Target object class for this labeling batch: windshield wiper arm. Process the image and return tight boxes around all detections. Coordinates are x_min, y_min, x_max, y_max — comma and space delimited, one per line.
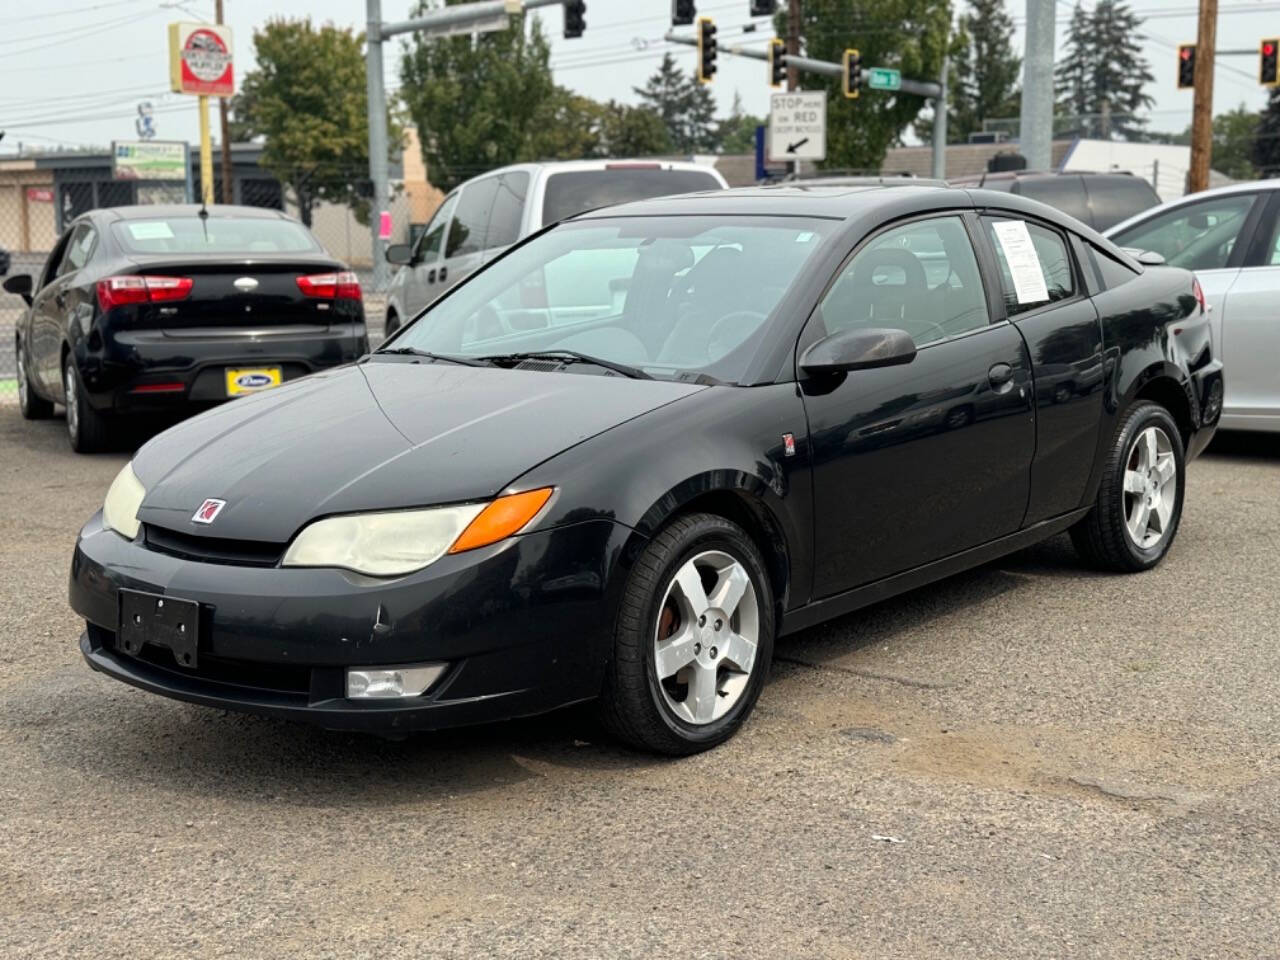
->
476, 349, 654, 380
376, 346, 487, 367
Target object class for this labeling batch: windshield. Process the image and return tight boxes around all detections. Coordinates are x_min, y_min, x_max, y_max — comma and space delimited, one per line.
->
110, 217, 320, 256
541, 169, 724, 225
386, 215, 836, 384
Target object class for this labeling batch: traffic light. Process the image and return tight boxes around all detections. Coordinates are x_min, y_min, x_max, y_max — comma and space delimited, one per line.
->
1177, 44, 1196, 89
842, 48, 861, 99
1262, 38, 1280, 87
696, 17, 717, 83
563, 0, 585, 38
671, 0, 695, 27
768, 37, 786, 88
749, 0, 777, 15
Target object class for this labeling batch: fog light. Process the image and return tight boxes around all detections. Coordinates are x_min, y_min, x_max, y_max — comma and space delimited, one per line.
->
346, 664, 446, 699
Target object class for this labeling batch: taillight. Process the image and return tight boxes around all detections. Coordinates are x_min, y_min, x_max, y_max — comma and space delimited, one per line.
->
1192, 276, 1207, 314
96, 275, 193, 312
296, 271, 361, 301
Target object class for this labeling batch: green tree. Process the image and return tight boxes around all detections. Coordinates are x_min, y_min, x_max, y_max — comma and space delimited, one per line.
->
717, 92, 765, 154
1184, 105, 1260, 180
634, 53, 719, 153
599, 102, 674, 156
399, 4, 554, 188
1054, 1, 1155, 139
525, 87, 673, 159
231, 18, 393, 225
952, 0, 1020, 142
777, 0, 951, 171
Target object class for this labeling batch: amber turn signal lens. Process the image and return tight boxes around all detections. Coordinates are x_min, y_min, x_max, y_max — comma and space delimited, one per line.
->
448, 487, 554, 554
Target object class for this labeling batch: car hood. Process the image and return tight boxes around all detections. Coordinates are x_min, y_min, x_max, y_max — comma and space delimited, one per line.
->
133, 360, 705, 542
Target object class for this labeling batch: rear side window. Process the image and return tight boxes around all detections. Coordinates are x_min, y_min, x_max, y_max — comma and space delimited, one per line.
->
1109, 194, 1255, 271
983, 217, 1076, 316
59, 224, 97, 275
447, 177, 500, 258
487, 172, 529, 249
416, 193, 457, 263
110, 217, 318, 255
1015, 177, 1091, 226
1083, 176, 1160, 232
541, 168, 723, 226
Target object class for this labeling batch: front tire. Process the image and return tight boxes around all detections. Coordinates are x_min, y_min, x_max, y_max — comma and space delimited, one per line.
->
64, 356, 111, 454
16, 342, 54, 420
1070, 401, 1185, 572
600, 513, 775, 755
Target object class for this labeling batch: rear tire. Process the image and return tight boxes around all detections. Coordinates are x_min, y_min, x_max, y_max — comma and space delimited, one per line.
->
64, 355, 112, 454
599, 513, 775, 755
16, 342, 54, 420
1070, 401, 1185, 572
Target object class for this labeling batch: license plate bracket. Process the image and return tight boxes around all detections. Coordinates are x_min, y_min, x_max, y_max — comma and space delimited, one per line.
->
118, 590, 200, 669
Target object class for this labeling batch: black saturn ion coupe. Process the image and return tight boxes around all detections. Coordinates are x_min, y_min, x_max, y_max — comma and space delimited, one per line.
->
4, 204, 368, 452
71, 186, 1224, 754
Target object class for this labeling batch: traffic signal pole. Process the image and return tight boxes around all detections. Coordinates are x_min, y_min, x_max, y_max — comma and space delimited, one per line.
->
364, 0, 566, 293
1188, 0, 1218, 194
1019, 0, 1055, 172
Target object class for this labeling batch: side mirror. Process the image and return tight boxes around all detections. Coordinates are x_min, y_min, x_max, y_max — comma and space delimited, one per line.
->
800, 327, 917, 375
2, 274, 33, 306
1135, 249, 1166, 267
385, 243, 414, 266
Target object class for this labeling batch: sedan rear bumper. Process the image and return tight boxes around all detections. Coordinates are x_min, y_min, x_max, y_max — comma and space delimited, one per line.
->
78, 323, 369, 413
71, 514, 634, 732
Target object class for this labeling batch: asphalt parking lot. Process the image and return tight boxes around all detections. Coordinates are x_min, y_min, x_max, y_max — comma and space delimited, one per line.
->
1, 408, 1278, 959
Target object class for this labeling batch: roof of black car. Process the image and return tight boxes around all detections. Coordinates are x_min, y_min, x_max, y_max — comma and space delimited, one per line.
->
99, 204, 293, 222
575, 184, 959, 220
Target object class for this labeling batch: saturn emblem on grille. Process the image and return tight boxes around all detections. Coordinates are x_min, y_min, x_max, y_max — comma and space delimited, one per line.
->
233, 277, 259, 292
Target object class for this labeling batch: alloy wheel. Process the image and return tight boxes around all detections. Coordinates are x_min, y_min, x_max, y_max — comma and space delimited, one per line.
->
16, 349, 28, 410
653, 550, 759, 725
64, 364, 79, 442
1123, 425, 1176, 549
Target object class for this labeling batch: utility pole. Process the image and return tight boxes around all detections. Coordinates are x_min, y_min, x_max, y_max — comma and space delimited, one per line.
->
785, 0, 800, 91
931, 51, 948, 180
1188, 0, 1218, 193
216, 0, 233, 203
365, 0, 390, 293
1019, 0, 1054, 171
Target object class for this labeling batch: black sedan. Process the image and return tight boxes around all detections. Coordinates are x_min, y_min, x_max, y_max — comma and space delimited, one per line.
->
4, 204, 368, 452
69, 185, 1223, 754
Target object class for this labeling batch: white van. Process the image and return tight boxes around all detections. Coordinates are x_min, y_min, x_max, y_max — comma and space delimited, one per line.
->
382, 159, 728, 335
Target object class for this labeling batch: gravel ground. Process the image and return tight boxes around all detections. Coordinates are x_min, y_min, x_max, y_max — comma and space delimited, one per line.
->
1, 412, 1277, 959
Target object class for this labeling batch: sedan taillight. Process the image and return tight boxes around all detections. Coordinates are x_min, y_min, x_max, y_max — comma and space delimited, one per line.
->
96, 275, 193, 312
296, 271, 361, 301
1192, 276, 1207, 314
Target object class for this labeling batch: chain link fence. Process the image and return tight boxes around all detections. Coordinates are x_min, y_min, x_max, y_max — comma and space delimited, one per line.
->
0, 177, 416, 406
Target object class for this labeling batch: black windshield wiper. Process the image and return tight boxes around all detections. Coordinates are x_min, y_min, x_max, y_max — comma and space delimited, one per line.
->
376, 346, 487, 367
475, 349, 654, 380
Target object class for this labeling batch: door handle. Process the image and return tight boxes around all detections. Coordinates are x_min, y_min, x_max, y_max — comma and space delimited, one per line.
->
427, 269, 436, 283
438, 266, 448, 282
988, 362, 1014, 390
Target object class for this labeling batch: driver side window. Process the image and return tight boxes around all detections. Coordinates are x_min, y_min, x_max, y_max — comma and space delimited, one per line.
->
817, 216, 990, 348
415, 193, 457, 264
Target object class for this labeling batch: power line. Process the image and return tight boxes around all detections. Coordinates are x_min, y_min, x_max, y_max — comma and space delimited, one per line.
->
0, 0, 151, 25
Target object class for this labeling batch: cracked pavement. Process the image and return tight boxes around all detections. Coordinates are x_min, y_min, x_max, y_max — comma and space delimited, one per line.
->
2, 413, 1278, 959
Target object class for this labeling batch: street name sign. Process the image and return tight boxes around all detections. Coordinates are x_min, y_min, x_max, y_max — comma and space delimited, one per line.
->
868, 67, 902, 91
768, 90, 827, 163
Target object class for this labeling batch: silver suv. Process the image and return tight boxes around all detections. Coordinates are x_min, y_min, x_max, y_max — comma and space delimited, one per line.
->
382, 159, 728, 335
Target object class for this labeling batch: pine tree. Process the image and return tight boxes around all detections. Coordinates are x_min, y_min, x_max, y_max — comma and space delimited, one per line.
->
633, 53, 719, 153
1054, 0, 1154, 139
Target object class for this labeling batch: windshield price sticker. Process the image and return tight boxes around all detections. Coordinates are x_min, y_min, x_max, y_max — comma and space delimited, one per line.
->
991, 219, 1050, 305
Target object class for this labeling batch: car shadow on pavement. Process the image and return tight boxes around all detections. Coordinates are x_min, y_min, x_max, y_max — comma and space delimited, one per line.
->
1204, 429, 1280, 460
21, 674, 668, 806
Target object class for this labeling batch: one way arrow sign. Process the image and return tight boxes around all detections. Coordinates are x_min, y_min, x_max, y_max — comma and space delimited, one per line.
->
769, 90, 826, 163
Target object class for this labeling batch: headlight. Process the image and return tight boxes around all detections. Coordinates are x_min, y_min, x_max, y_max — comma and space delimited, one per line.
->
102, 462, 146, 540
281, 487, 554, 577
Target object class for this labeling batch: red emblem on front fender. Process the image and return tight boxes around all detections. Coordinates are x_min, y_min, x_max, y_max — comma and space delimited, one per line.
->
192, 498, 226, 524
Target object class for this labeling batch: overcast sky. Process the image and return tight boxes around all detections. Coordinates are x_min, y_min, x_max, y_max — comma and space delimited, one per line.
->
2, 0, 1279, 157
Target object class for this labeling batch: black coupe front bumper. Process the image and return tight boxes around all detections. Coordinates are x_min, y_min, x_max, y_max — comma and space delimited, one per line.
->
71, 514, 634, 732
